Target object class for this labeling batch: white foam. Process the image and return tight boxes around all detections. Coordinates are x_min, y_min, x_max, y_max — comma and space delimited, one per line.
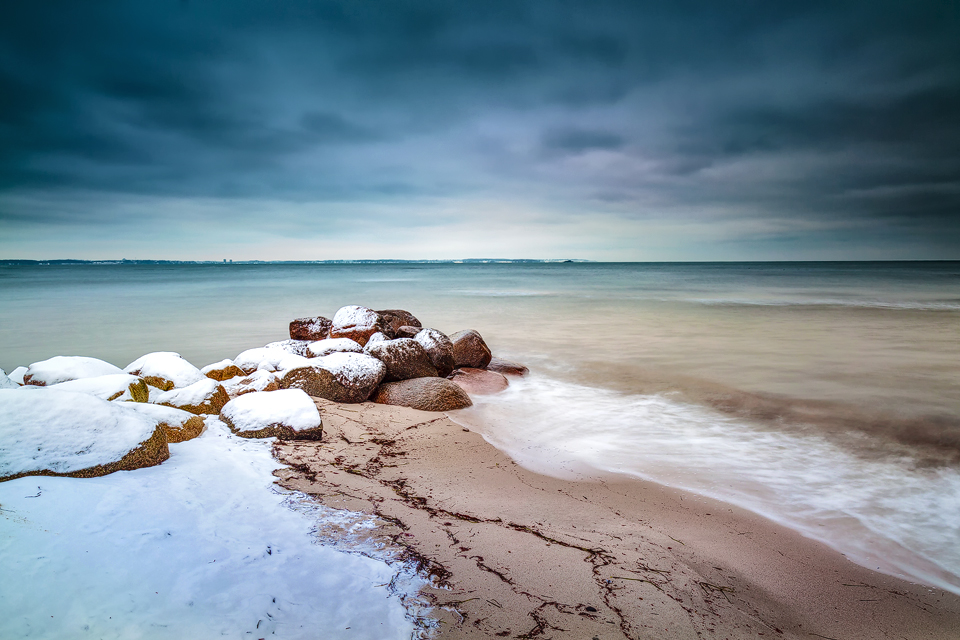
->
451, 374, 960, 596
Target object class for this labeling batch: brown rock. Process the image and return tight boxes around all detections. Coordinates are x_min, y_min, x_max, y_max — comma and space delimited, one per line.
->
394, 325, 422, 338
449, 329, 493, 369
448, 367, 509, 395
372, 377, 473, 412
376, 309, 422, 338
413, 328, 456, 378
202, 360, 245, 381
328, 305, 386, 347
289, 316, 332, 341
364, 338, 438, 381
279, 353, 386, 403
155, 379, 229, 415
486, 356, 529, 376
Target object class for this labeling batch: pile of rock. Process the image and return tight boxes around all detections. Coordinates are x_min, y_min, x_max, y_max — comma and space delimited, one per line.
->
0, 304, 526, 481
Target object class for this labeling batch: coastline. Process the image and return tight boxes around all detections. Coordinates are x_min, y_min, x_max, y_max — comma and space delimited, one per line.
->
275, 398, 960, 639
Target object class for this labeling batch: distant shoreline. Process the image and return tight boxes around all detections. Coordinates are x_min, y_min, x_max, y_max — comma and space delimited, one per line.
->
4, 259, 960, 266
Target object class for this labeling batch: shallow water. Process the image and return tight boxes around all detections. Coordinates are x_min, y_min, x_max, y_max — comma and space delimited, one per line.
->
2, 261, 959, 593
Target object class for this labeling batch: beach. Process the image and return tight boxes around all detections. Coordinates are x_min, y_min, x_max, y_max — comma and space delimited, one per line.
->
276, 398, 960, 639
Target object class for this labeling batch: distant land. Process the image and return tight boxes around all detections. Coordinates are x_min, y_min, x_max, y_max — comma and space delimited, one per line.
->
0, 258, 590, 265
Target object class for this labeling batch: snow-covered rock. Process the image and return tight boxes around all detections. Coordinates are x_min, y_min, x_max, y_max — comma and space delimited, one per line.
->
125, 352, 204, 391
0, 389, 169, 481
0, 370, 17, 390
264, 339, 313, 357
7, 366, 27, 385
280, 352, 386, 403
234, 347, 288, 374
364, 338, 438, 381
365, 332, 389, 346
48, 374, 150, 403
289, 315, 332, 340
23, 356, 124, 386
414, 328, 456, 378
376, 309, 422, 337
124, 403, 206, 443
154, 379, 229, 415
328, 305, 385, 346
275, 353, 314, 372
222, 370, 280, 398
307, 338, 363, 357
220, 390, 323, 440
201, 359, 245, 382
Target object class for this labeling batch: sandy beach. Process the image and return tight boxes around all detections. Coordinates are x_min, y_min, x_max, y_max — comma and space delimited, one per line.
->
275, 399, 960, 639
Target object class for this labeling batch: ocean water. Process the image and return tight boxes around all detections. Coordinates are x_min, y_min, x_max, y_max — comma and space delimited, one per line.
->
2, 261, 959, 595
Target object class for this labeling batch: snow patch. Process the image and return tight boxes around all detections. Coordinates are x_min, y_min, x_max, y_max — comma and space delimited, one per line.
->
47, 373, 146, 402
315, 352, 387, 388
0, 369, 17, 390
200, 358, 235, 375
154, 378, 222, 409
24, 356, 124, 386
221, 389, 322, 435
8, 366, 27, 385
125, 352, 204, 389
332, 305, 379, 330
308, 337, 363, 357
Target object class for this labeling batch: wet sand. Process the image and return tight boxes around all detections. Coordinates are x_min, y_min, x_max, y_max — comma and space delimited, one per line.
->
273, 399, 960, 639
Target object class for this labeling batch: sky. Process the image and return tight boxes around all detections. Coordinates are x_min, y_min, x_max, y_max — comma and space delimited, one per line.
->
1, 0, 958, 261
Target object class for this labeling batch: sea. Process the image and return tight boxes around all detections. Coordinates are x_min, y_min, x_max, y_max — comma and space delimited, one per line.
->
2, 261, 959, 597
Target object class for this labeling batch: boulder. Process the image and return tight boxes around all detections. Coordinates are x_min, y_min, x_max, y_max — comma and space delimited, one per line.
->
365, 332, 390, 345
328, 305, 385, 346
264, 339, 314, 357
221, 389, 323, 440
49, 374, 150, 403
413, 328, 456, 378
364, 338, 438, 381
449, 329, 493, 369
24, 356, 124, 386
279, 352, 386, 403
372, 378, 473, 412
155, 378, 229, 415
486, 357, 529, 376
0, 389, 169, 482
394, 325, 422, 339
448, 368, 509, 395
233, 346, 289, 374
125, 403, 206, 443
376, 309, 422, 338
222, 369, 280, 398
7, 366, 27, 385
289, 316, 332, 341
125, 352, 205, 391
201, 359, 245, 381
307, 337, 363, 357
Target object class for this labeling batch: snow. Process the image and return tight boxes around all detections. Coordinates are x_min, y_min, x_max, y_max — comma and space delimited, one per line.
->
0, 389, 160, 479
332, 305, 379, 330
234, 346, 287, 373
8, 366, 27, 385
366, 332, 389, 345
221, 389, 322, 435
125, 352, 204, 389
0, 369, 17, 390
0, 420, 419, 639
315, 352, 386, 388
23, 356, 124, 386
307, 337, 363, 357
200, 358, 235, 375
276, 353, 315, 372
47, 373, 146, 402
153, 378, 221, 409
125, 402, 202, 428
222, 369, 278, 397
264, 340, 314, 356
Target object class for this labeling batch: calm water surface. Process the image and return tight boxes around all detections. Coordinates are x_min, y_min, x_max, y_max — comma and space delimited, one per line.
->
2, 262, 959, 593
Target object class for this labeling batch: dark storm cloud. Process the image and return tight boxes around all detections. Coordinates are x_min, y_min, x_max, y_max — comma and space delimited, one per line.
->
0, 0, 958, 256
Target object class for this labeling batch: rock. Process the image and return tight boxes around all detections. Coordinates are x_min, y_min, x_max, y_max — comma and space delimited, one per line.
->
155, 379, 229, 415
201, 359, 245, 381
486, 357, 529, 376
221, 389, 323, 440
394, 325, 422, 338
413, 328, 456, 378
24, 356, 124, 386
376, 309, 422, 338
449, 329, 493, 369
372, 378, 473, 412
49, 374, 150, 403
307, 338, 363, 357
365, 332, 390, 345
0, 369, 19, 390
264, 339, 314, 357
289, 315, 332, 341
275, 353, 315, 373
125, 403, 206, 443
0, 389, 169, 482
448, 368, 509, 395
279, 352, 386, 403
233, 346, 289, 374
222, 369, 280, 398
125, 352, 205, 391
7, 366, 27, 385
364, 338, 438, 381
328, 305, 385, 346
